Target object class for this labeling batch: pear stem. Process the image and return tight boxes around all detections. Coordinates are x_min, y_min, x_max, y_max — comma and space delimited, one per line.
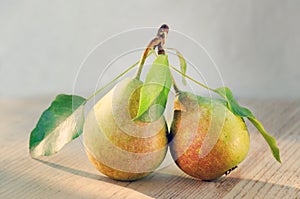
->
135, 24, 169, 79
171, 75, 181, 93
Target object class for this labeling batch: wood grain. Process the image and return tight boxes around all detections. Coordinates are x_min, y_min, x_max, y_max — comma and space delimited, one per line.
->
0, 97, 299, 199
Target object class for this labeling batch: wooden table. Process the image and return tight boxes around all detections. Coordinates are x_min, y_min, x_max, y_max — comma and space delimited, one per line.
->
1, 97, 299, 199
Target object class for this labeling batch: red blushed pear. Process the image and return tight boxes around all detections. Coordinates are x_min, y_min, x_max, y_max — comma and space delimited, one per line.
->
169, 92, 250, 181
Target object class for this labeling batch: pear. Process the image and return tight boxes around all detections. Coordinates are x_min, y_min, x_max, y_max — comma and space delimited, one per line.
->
83, 78, 168, 181
169, 92, 250, 180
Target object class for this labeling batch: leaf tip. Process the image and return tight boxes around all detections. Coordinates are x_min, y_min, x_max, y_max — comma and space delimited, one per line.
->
275, 151, 282, 163
131, 116, 139, 122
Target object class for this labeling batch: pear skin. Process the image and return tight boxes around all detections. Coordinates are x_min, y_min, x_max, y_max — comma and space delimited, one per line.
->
170, 92, 250, 180
83, 78, 168, 181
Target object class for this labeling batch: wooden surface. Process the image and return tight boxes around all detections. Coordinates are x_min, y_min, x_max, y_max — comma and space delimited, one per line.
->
1, 97, 300, 199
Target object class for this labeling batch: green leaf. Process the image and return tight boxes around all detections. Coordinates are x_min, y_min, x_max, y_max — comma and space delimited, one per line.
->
135, 54, 172, 122
172, 48, 187, 85
214, 87, 281, 163
214, 87, 253, 117
29, 94, 86, 158
248, 117, 281, 163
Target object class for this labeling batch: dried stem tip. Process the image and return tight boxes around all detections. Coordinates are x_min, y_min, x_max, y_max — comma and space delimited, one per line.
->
135, 24, 170, 79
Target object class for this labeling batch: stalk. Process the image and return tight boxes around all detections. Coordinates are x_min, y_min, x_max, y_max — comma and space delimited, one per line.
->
135, 24, 169, 79
171, 75, 180, 93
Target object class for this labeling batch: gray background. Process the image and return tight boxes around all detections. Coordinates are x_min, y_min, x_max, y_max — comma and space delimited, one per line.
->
1, 0, 299, 99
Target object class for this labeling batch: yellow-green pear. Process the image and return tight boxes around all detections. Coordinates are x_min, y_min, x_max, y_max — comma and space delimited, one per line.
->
170, 92, 250, 180
83, 78, 168, 181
